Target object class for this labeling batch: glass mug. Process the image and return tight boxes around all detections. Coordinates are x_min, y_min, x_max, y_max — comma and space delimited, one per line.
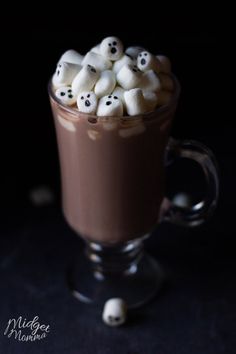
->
49, 76, 219, 308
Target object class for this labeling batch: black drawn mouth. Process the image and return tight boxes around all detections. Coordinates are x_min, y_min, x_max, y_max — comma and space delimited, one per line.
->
85, 100, 91, 107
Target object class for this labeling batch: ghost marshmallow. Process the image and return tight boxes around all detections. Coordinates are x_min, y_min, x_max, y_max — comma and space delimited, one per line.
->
116, 64, 142, 90
82, 51, 112, 71
55, 86, 77, 105
52, 62, 81, 88
72, 64, 99, 95
94, 70, 116, 98
112, 86, 125, 104
77, 91, 98, 114
137, 51, 162, 73
97, 95, 123, 117
100, 36, 124, 61
102, 298, 127, 327
124, 88, 147, 116
59, 49, 84, 65
139, 70, 162, 92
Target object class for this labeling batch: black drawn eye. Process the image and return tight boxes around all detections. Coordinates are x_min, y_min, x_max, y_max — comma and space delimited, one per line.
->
58, 64, 62, 67
68, 89, 72, 93
57, 70, 60, 76
108, 43, 112, 46
81, 96, 84, 100
108, 95, 112, 98
114, 317, 120, 322
139, 53, 142, 57
144, 53, 148, 56
114, 96, 118, 99
113, 41, 117, 45
87, 94, 90, 98
60, 92, 65, 96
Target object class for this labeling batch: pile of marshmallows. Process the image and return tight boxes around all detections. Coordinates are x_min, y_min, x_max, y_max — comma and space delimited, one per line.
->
52, 36, 173, 117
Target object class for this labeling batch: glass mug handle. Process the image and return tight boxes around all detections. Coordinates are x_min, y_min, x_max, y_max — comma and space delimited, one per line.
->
161, 138, 219, 227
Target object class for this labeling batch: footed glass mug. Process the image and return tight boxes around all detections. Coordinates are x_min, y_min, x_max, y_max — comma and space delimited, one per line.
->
49, 76, 219, 308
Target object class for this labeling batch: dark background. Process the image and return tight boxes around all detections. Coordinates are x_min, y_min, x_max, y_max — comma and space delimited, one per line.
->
1, 8, 235, 354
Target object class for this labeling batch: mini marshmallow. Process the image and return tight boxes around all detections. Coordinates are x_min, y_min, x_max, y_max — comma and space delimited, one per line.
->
72, 64, 99, 95
100, 36, 124, 61
124, 88, 147, 116
158, 73, 174, 91
156, 55, 172, 73
112, 54, 134, 74
112, 86, 125, 104
137, 51, 162, 73
82, 51, 112, 71
52, 62, 82, 88
139, 70, 162, 92
59, 49, 83, 65
116, 64, 142, 90
143, 90, 158, 112
55, 86, 77, 105
125, 46, 145, 59
94, 70, 116, 98
156, 90, 172, 106
102, 298, 127, 327
77, 91, 98, 114
90, 44, 101, 54
97, 94, 123, 117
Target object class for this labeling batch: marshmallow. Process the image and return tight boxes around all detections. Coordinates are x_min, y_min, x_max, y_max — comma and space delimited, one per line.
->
137, 51, 162, 73
90, 44, 101, 54
143, 90, 158, 112
116, 64, 142, 90
124, 88, 147, 116
55, 86, 77, 105
112, 86, 125, 104
112, 54, 134, 74
102, 298, 127, 327
156, 55, 172, 73
97, 94, 123, 117
59, 49, 83, 65
94, 70, 116, 98
139, 70, 162, 92
100, 36, 123, 61
52, 62, 81, 88
82, 51, 112, 71
125, 46, 145, 59
158, 73, 174, 91
156, 90, 172, 106
72, 64, 99, 95
77, 91, 98, 114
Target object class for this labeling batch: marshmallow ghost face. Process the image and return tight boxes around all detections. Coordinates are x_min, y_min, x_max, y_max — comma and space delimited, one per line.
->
102, 298, 127, 327
55, 86, 77, 105
100, 37, 123, 61
137, 51, 161, 73
52, 62, 81, 88
77, 91, 98, 114
97, 94, 123, 117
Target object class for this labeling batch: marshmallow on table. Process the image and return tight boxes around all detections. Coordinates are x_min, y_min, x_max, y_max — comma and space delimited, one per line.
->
94, 70, 116, 98
137, 51, 162, 73
124, 88, 147, 116
112, 54, 134, 74
156, 90, 172, 106
82, 51, 112, 71
77, 91, 98, 114
112, 86, 125, 104
116, 64, 142, 90
52, 62, 81, 88
142, 90, 158, 112
59, 49, 83, 65
125, 46, 145, 59
139, 70, 162, 92
55, 86, 77, 105
97, 94, 123, 117
158, 73, 174, 91
100, 36, 124, 61
102, 298, 127, 327
72, 64, 99, 95
156, 55, 172, 73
